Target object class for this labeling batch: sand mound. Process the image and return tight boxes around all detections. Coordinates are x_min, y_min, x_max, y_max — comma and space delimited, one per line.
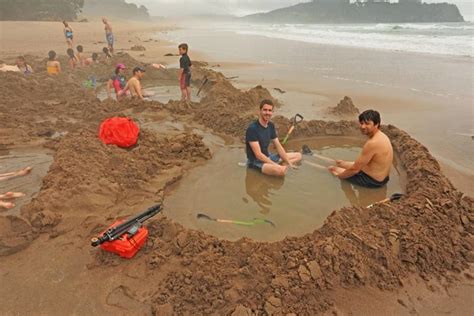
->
327, 96, 360, 117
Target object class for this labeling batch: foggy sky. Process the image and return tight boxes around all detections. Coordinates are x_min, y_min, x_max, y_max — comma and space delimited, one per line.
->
131, 0, 473, 20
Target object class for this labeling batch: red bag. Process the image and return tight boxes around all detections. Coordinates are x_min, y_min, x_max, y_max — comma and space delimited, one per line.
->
99, 117, 140, 148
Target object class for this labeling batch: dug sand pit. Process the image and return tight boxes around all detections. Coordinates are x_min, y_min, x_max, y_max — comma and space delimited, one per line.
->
0, 52, 472, 315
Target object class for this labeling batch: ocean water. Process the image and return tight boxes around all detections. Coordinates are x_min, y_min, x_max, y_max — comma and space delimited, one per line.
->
222, 22, 474, 57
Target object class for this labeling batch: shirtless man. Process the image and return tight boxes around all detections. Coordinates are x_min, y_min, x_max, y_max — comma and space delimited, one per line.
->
124, 66, 146, 100
327, 110, 393, 188
102, 18, 114, 55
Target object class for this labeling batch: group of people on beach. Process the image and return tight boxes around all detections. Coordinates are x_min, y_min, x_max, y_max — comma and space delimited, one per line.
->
246, 100, 393, 189
106, 43, 192, 102
46, 18, 114, 75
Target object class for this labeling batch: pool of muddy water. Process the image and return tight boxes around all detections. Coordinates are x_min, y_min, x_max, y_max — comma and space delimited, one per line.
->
97, 85, 202, 103
0, 147, 54, 216
164, 136, 406, 242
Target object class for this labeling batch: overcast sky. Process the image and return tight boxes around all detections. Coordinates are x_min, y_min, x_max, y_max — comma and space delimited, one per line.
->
131, 0, 473, 20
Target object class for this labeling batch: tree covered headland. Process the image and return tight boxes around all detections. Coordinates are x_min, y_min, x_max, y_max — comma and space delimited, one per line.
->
0, 0, 84, 21
0, 0, 150, 21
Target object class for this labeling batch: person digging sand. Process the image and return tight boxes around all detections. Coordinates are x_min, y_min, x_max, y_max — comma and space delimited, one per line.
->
305, 110, 393, 188
246, 99, 301, 177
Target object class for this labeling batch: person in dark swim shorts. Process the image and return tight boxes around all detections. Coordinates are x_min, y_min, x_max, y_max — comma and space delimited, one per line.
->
328, 110, 393, 188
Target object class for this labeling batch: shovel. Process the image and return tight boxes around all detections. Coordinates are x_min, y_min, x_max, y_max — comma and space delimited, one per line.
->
366, 193, 404, 209
281, 114, 304, 145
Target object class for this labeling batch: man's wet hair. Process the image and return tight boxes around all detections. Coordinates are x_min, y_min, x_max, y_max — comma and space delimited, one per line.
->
66, 48, 75, 58
359, 110, 381, 128
260, 99, 274, 110
178, 43, 188, 52
133, 66, 146, 74
77, 45, 83, 53
48, 50, 56, 60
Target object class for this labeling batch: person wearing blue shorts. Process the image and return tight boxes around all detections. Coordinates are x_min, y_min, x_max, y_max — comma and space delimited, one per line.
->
245, 100, 302, 177
103, 17, 114, 55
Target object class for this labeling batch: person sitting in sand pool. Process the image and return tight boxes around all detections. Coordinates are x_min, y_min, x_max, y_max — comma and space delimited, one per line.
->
16, 56, 33, 74
123, 66, 146, 100
107, 63, 128, 100
63, 21, 74, 49
0, 167, 32, 210
67, 48, 79, 69
76, 45, 85, 67
84, 53, 99, 66
102, 17, 114, 55
46, 51, 61, 75
326, 110, 393, 188
246, 99, 301, 177
103, 47, 112, 60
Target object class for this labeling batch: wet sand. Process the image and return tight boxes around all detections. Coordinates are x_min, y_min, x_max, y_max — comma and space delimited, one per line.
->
0, 19, 473, 315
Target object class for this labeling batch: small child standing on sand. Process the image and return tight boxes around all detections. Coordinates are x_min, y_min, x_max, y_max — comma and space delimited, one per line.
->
178, 43, 192, 101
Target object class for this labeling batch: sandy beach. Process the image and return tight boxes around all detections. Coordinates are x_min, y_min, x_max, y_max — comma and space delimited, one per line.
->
0, 18, 473, 315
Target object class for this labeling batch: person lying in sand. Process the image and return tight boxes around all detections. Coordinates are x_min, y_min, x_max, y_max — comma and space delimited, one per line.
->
46, 50, 61, 75
245, 99, 301, 177
0, 192, 26, 209
0, 61, 21, 72
0, 167, 32, 181
0, 167, 31, 209
307, 110, 392, 188
123, 66, 146, 100
16, 56, 33, 74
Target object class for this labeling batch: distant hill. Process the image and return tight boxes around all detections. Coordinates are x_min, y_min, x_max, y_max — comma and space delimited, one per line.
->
0, 0, 83, 21
82, 0, 149, 20
243, 1, 464, 24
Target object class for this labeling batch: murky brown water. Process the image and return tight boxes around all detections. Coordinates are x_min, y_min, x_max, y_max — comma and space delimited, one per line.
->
0, 147, 54, 216
164, 136, 406, 242
96, 85, 202, 103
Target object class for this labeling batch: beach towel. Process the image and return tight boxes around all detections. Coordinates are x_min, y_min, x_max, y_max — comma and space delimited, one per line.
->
99, 117, 139, 148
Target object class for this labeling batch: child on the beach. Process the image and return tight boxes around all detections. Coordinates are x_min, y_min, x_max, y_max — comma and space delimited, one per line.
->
107, 63, 128, 100
63, 21, 73, 49
16, 56, 33, 74
67, 48, 79, 69
178, 43, 192, 101
84, 53, 99, 66
46, 51, 61, 75
76, 45, 85, 66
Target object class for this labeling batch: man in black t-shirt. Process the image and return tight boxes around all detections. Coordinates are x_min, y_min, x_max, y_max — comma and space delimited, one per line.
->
246, 99, 302, 177
178, 43, 192, 101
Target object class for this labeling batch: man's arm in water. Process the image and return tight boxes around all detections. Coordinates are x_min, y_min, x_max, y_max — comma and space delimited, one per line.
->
330, 141, 375, 179
249, 142, 279, 165
273, 138, 295, 167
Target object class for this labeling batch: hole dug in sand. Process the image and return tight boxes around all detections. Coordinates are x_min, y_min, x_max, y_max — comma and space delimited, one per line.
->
164, 136, 406, 242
